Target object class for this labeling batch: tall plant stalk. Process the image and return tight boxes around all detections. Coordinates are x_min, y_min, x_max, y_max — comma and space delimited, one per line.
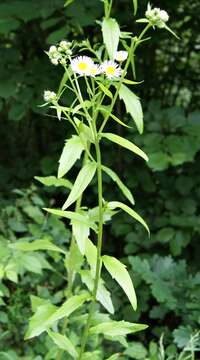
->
25, 2, 177, 358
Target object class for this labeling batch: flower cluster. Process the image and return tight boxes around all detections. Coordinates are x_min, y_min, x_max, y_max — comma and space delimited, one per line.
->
47, 41, 72, 66
43, 90, 57, 103
145, 3, 169, 28
70, 51, 128, 79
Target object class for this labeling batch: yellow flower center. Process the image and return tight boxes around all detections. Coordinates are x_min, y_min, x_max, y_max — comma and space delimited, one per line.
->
78, 62, 88, 71
106, 66, 115, 75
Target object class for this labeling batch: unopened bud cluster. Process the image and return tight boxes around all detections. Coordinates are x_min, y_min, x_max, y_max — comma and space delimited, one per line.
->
43, 90, 57, 103
47, 40, 72, 66
145, 3, 169, 28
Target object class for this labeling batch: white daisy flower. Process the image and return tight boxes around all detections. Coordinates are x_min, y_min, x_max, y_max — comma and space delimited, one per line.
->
44, 90, 57, 103
71, 56, 94, 76
101, 60, 122, 79
114, 51, 128, 62
89, 63, 102, 77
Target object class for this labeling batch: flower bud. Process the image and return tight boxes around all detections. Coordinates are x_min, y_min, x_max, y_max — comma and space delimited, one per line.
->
44, 90, 57, 103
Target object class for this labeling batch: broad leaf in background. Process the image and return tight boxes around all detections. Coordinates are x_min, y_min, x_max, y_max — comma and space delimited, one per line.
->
119, 84, 143, 134
90, 320, 147, 336
108, 201, 149, 233
101, 133, 148, 161
48, 330, 77, 358
102, 18, 120, 59
106, 354, 120, 360
62, 162, 97, 210
58, 135, 84, 178
102, 255, 137, 310
102, 165, 134, 205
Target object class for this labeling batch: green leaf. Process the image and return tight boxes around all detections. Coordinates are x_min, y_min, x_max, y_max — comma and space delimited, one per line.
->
101, 133, 148, 161
108, 201, 149, 234
102, 18, 120, 60
85, 239, 97, 278
30, 295, 51, 312
57, 71, 69, 97
25, 303, 57, 339
25, 293, 89, 339
80, 270, 114, 314
102, 255, 137, 310
64, 0, 75, 7
74, 118, 94, 144
99, 106, 131, 128
35, 176, 72, 189
106, 354, 120, 360
132, 0, 138, 15
44, 208, 96, 231
48, 330, 77, 358
10, 239, 66, 254
62, 162, 97, 210
71, 218, 90, 255
23, 205, 44, 224
90, 320, 147, 336
65, 242, 83, 273
98, 83, 113, 99
58, 135, 84, 178
124, 341, 148, 359
119, 84, 143, 134
102, 165, 134, 205
148, 152, 169, 171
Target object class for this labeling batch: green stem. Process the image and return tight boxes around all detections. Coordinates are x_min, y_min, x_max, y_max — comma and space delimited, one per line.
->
78, 137, 103, 359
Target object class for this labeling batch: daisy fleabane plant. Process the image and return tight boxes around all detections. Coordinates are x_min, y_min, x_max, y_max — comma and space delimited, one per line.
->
25, 2, 178, 359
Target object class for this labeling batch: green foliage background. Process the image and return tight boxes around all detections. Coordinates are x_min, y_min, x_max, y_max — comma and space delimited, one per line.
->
0, 0, 200, 358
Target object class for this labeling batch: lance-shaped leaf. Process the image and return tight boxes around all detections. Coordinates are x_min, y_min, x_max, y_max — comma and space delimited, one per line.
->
119, 84, 143, 134
71, 218, 90, 255
101, 133, 148, 161
90, 320, 148, 337
35, 176, 72, 189
58, 135, 84, 178
44, 208, 97, 231
62, 162, 97, 210
25, 293, 89, 339
98, 83, 113, 99
102, 255, 137, 310
108, 201, 149, 234
10, 239, 66, 254
48, 331, 77, 358
99, 105, 131, 128
132, 0, 138, 16
102, 165, 134, 205
80, 270, 114, 314
102, 18, 120, 60
85, 239, 97, 278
